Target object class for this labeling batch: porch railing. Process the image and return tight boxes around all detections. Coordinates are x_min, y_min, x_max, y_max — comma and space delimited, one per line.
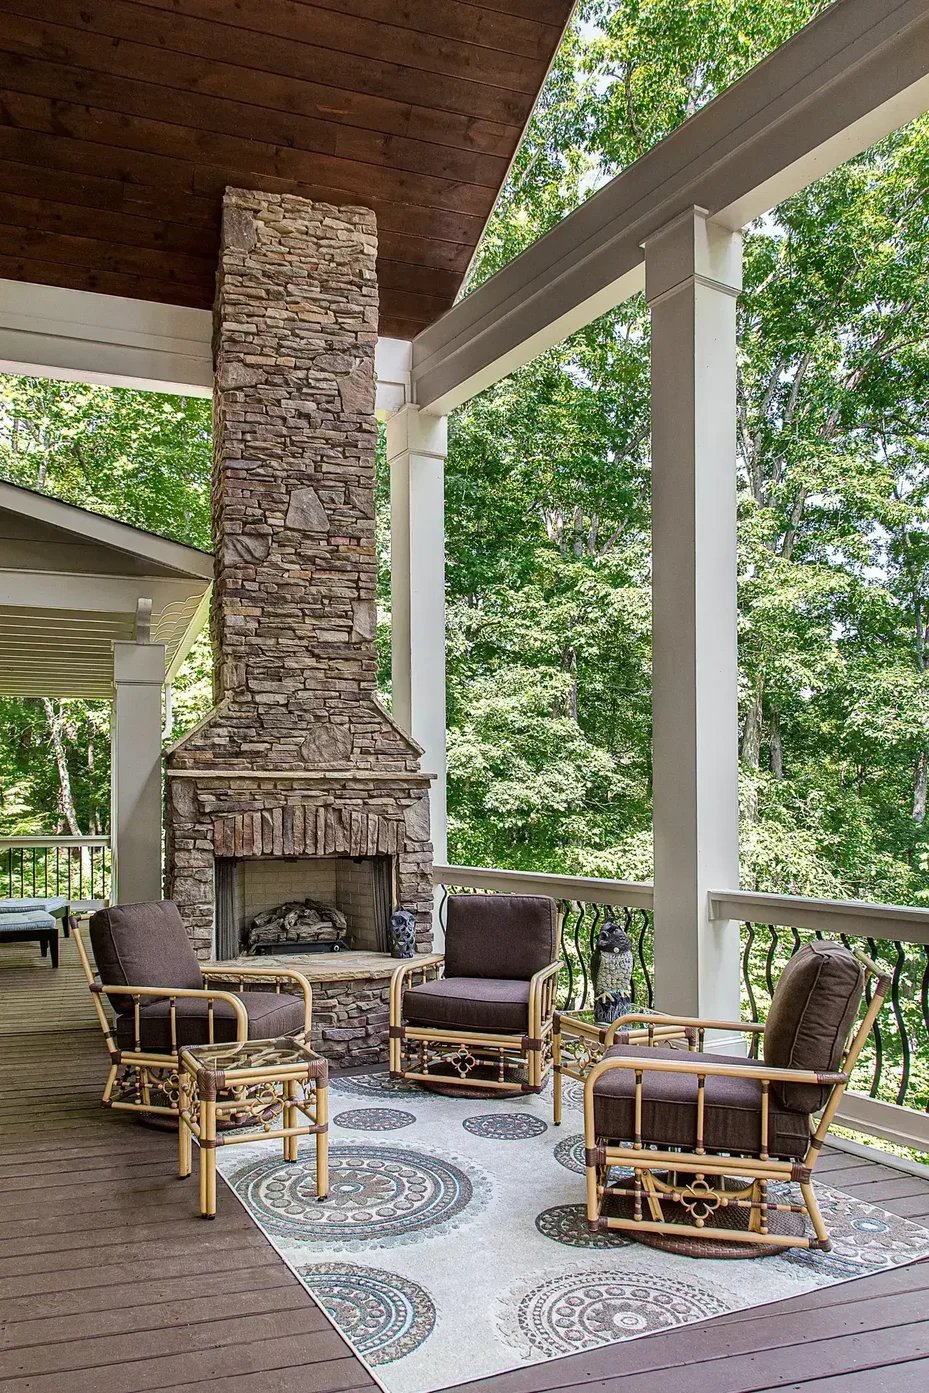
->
710, 889, 929, 1154
433, 865, 654, 1013
0, 836, 112, 904
434, 868, 929, 1156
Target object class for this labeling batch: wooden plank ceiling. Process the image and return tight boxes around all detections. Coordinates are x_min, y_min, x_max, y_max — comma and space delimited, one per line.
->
0, 0, 575, 339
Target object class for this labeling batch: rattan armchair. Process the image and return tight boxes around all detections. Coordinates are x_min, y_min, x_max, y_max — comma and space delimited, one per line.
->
389, 893, 561, 1094
582, 941, 889, 1253
74, 900, 313, 1119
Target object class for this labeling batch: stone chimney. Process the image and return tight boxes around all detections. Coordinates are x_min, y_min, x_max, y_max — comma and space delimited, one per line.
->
165, 189, 433, 961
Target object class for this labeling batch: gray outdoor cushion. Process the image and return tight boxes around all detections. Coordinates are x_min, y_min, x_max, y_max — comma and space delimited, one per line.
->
0, 910, 56, 933
0, 897, 68, 917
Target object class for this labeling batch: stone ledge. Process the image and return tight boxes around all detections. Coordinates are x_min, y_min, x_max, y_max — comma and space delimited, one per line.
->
206, 950, 432, 982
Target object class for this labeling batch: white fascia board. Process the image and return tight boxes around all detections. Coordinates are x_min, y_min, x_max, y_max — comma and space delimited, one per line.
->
374, 337, 412, 417
165, 584, 212, 683
0, 570, 205, 616
412, 0, 929, 413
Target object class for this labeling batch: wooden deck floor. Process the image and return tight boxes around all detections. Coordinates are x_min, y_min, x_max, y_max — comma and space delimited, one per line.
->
2, 935, 929, 1392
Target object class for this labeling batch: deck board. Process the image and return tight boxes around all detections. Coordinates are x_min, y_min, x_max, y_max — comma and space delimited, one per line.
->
1, 967, 928, 1393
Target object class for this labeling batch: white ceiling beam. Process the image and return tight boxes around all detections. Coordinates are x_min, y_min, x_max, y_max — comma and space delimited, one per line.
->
411, 0, 929, 414
0, 279, 411, 413
0, 280, 213, 397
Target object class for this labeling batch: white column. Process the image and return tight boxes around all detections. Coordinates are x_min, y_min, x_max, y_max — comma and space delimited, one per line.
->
386, 404, 448, 868
111, 640, 166, 904
645, 208, 742, 1023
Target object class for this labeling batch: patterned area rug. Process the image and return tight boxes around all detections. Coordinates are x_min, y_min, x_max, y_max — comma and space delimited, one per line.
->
216, 1072, 929, 1393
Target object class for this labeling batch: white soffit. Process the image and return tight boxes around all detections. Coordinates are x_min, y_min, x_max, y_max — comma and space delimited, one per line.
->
0, 480, 212, 700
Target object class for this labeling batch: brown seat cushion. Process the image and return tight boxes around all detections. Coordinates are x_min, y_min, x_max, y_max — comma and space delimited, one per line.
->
592, 1044, 811, 1161
403, 977, 531, 1034
763, 942, 865, 1112
114, 990, 306, 1051
444, 894, 558, 980
90, 901, 203, 1013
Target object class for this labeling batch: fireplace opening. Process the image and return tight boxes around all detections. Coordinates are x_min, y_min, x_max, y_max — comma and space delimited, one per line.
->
214, 856, 394, 960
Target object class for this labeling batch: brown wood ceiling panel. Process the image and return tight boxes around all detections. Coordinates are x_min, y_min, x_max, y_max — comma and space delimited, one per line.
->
0, 0, 574, 336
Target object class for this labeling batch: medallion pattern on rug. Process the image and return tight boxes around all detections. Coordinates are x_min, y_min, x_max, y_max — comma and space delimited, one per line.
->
501, 1266, 731, 1357
333, 1108, 417, 1132
463, 1113, 548, 1140
296, 1262, 435, 1364
216, 1071, 929, 1393
535, 1203, 631, 1249
226, 1143, 487, 1250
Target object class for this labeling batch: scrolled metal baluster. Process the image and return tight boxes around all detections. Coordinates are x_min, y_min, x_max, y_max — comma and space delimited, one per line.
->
559, 898, 576, 1010
438, 885, 449, 935
635, 909, 654, 1010
865, 936, 885, 1099
742, 921, 759, 1024
790, 926, 803, 959
764, 925, 779, 1003
572, 900, 590, 1012
921, 947, 929, 1113
889, 940, 912, 1107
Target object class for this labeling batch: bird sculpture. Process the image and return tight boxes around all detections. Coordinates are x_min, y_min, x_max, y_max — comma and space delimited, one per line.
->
591, 918, 635, 1026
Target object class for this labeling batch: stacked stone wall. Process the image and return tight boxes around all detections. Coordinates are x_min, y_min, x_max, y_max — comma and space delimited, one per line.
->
164, 189, 434, 1045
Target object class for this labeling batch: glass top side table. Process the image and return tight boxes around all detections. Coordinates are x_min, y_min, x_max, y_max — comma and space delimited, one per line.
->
178, 1035, 329, 1219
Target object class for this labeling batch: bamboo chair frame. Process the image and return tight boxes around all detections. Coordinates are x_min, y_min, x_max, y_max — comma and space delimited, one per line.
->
552, 1010, 697, 1125
582, 956, 889, 1253
72, 920, 314, 1118
389, 953, 562, 1093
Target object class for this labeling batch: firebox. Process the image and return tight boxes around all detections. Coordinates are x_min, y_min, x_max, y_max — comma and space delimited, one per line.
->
214, 855, 393, 960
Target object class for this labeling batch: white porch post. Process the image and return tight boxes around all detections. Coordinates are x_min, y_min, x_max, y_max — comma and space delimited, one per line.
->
111, 640, 166, 904
645, 208, 742, 1023
386, 404, 449, 870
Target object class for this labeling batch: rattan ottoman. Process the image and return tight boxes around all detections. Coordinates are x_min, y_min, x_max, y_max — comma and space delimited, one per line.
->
177, 1036, 329, 1219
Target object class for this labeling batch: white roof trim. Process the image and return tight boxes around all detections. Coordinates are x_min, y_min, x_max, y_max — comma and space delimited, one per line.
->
0, 479, 213, 581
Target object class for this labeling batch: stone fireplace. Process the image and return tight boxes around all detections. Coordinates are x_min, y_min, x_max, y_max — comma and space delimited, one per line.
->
164, 189, 434, 1064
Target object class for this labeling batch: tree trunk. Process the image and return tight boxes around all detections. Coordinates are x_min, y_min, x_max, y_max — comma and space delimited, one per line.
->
769, 711, 784, 779
42, 698, 82, 836
561, 644, 579, 722
741, 682, 763, 769
914, 751, 927, 824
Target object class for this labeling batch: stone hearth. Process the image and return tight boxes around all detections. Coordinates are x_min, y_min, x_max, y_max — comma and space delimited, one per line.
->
164, 189, 434, 1064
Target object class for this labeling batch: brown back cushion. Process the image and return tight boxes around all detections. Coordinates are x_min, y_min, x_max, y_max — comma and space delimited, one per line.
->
444, 894, 558, 980
90, 901, 203, 1013
763, 941, 864, 1113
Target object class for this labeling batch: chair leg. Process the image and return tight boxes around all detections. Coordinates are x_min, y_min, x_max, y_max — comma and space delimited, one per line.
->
552, 1024, 562, 1126
316, 1080, 329, 1201
801, 1180, 832, 1251
49, 932, 59, 968
40, 936, 48, 957
178, 1071, 192, 1179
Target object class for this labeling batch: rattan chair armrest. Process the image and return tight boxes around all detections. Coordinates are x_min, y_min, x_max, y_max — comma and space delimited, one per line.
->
389, 954, 444, 1024
528, 959, 562, 1035
203, 965, 313, 1034
603, 1011, 764, 1045
91, 984, 250, 1043
587, 1051, 847, 1087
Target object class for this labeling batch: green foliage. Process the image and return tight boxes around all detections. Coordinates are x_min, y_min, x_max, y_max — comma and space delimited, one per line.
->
2, 0, 929, 919
0, 377, 211, 834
